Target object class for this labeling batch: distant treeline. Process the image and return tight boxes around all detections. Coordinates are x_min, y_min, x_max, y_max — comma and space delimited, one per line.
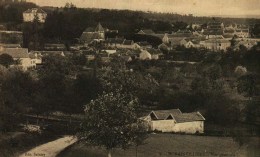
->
1, 2, 260, 42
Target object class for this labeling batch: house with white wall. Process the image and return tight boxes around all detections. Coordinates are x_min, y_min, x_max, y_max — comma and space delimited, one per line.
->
29, 52, 42, 68
23, 8, 47, 23
201, 39, 231, 52
233, 40, 258, 50
139, 49, 152, 60
0, 48, 37, 70
80, 23, 105, 44
141, 109, 205, 134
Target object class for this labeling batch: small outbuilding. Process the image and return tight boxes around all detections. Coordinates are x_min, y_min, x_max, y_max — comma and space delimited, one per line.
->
141, 109, 205, 134
139, 49, 152, 60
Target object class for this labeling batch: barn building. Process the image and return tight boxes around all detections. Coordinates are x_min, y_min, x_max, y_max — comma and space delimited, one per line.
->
141, 109, 205, 134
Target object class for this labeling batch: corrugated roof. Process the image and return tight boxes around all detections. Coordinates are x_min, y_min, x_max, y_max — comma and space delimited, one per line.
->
0, 48, 29, 58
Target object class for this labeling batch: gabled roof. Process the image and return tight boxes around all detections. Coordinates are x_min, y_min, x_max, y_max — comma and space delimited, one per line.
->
174, 112, 205, 123
223, 34, 234, 38
24, 8, 46, 14
80, 32, 104, 43
171, 31, 193, 38
0, 44, 21, 48
148, 109, 205, 122
0, 48, 29, 58
151, 109, 182, 120
168, 37, 186, 43
39, 51, 65, 56
84, 27, 95, 32
138, 29, 155, 35
205, 39, 230, 43
137, 41, 152, 47
95, 23, 105, 32
204, 30, 223, 35
224, 29, 235, 33
184, 38, 201, 45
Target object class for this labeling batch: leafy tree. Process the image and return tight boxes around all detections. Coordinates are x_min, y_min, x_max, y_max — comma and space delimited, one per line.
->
22, 15, 44, 50
205, 93, 240, 125
202, 64, 222, 80
237, 74, 257, 98
35, 55, 75, 115
99, 68, 158, 106
79, 90, 146, 157
172, 21, 188, 32
73, 72, 102, 111
244, 100, 260, 123
0, 54, 14, 68
64, 2, 77, 11
191, 77, 211, 92
70, 53, 87, 67
252, 23, 260, 37
0, 68, 35, 131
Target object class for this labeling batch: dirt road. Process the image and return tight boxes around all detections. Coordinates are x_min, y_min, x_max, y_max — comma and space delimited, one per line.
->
19, 136, 77, 157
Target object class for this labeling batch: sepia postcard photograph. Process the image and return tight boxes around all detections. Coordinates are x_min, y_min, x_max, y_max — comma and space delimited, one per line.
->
0, 0, 259, 157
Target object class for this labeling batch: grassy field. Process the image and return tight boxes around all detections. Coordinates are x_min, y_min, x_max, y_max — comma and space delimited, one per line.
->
58, 134, 259, 157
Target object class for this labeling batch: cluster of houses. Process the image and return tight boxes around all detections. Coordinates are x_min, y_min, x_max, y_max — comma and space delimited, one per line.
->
0, 8, 48, 70
0, 26, 42, 70
0, 7, 259, 71
139, 21, 259, 52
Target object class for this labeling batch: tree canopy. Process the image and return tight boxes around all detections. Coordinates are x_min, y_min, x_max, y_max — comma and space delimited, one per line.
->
79, 89, 146, 157
0, 54, 14, 68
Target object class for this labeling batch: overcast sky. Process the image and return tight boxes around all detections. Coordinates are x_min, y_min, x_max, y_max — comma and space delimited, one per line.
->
27, 0, 260, 17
